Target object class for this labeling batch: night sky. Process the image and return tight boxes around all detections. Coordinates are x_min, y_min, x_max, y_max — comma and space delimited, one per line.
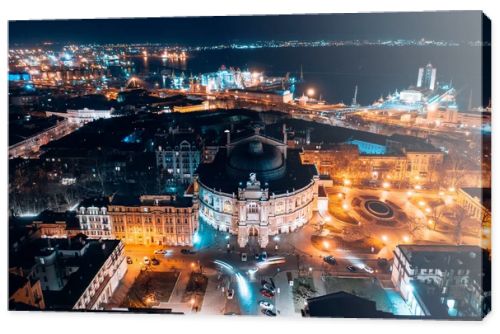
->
9, 11, 487, 45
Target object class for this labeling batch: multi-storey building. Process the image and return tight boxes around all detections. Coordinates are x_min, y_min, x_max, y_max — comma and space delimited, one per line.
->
10, 235, 126, 310
156, 138, 201, 185
456, 188, 491, 222
108, 194, 198, 246
391, 245, 490, 319
77, 197, 112, 239
196, 128, 319, 248
300, 134, 443, 186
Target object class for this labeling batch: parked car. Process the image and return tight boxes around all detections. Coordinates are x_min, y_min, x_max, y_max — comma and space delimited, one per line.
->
226, 289, 235, 299
151, 258, 160, 266
126, 256, 133, 264
154, 249, 166, 254
241, 253, 247, 262
259, 301, 274, 310
377, 258, 389, 268
260, 288, 274, 298
181, 249, 196, 255
143, 256, 150, 265
346, 265, 357, 272
263, 283, 276, 294
362, 265, 374, 273
262, 309, 277, 316
254, 253, 260, 260
323, 255, 337, 265
261, 251, 268, 262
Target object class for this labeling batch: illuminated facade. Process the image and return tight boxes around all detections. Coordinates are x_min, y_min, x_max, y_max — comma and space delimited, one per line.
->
300, 138, 443, 185
108, 195, 198, 246
417, 63, 437, 91
199, 66, 263, 92
77, 197, 112, 239
196, 128, 319, 248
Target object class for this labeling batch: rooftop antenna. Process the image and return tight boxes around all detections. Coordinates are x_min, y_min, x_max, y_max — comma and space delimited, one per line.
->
300, 64, 304, 81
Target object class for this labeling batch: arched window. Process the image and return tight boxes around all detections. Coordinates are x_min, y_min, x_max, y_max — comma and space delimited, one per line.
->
223, 200, 232, 213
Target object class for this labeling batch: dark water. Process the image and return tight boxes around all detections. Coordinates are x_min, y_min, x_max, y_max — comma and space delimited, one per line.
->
132, 46, 488, 109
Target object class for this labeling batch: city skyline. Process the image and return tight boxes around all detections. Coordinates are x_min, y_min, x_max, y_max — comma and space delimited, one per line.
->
9, 11, 489, 45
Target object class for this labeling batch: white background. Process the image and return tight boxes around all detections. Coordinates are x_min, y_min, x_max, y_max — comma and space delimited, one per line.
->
0, 1, 498, 333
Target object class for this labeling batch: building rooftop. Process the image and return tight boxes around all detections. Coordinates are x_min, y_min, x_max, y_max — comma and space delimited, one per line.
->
9, 273, 29, 297
109, 194, 193, 208
197, 147, 317, 195
78, 197, 110, 209
43, 239, 122, 309
398, 245, 487, 281
306, 291, 395, 318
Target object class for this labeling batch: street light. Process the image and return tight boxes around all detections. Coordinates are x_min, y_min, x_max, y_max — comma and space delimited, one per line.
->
307, 88, 315, 97
382, 181, 390, 189
403, 235, 410, 243
381, 235, 388, 243
323, 241, 330, 249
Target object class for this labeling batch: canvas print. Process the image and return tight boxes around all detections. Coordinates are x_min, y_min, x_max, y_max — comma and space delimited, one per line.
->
8, 11, 491, 319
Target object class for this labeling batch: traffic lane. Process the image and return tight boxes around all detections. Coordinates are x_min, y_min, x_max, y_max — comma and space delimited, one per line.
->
125, 244, 388, 278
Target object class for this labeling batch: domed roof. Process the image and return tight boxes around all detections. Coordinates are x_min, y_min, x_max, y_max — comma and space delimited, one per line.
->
226, 140, 286, 181
228, 140, 283, 172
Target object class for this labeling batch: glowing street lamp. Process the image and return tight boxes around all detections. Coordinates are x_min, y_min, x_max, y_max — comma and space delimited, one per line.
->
382, 181, 390, 189
403, 235, 410, 243
323, 241, 330, 249
418, 200, 426, 207
381, 235, 388, 243
342, 203, 349, 210
307, 88, 315, 97
343, 179, 352, 186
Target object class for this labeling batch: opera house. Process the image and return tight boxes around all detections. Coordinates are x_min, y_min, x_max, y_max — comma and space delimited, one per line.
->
195, 125, 319, 247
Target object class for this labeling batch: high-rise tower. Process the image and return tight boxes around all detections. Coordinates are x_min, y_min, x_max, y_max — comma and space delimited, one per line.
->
417, 63, 437, 90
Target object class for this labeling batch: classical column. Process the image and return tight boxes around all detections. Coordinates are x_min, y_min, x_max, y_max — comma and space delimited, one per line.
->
238, 226, 248, 248
258, 226, 269, 248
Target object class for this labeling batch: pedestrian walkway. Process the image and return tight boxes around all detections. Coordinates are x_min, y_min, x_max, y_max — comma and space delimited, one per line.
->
105, 265, 139, 309
273, 271, 300, 317
199, 269, 228, 315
